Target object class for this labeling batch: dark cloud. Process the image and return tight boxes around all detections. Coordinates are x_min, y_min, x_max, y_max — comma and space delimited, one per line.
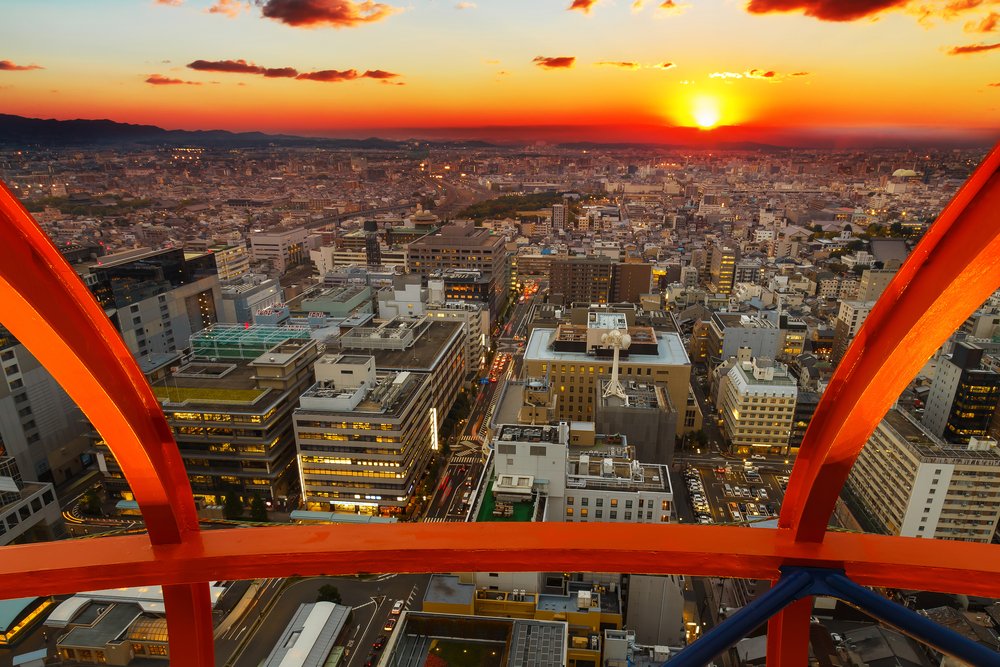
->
745, 0, 908, 21
746, 68, 777, 78
791, 71, 810, 76
0, 60, 43, 71
595, 61, 641, 69
533, 56, 576, 69
947, 40, 1000, 53
569, 0, 597, 12
989, 81, 1000, 86
145, 74, 201, 85
187, 59, 298, 77
295, 68, 401, 81
654, 62, 676, 69
256, 0, 399, 27
966, 10, 999, 31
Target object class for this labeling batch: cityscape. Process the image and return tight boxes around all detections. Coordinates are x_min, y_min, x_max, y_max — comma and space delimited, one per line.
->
1, 1, 1000, 667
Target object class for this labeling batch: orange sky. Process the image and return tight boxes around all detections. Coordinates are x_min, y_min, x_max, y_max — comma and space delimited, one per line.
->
1, 0, 998, 143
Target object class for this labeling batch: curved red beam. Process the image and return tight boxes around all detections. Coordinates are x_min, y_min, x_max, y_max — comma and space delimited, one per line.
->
780, 143, 1000, 543
0, 183, 199, 546
0, 524, 999, 599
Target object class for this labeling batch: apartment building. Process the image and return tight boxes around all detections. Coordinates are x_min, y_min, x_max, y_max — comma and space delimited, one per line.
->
846, 408, 1000, 543
922, 342, 1000, 444
550, 256, 615, 304
831, 300, 875, 365
706, 313, 781, 365
718, 356, 798, 455
293, 354, 435, 517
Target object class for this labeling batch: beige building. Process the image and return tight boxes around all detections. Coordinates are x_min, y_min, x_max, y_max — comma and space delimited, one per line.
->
718, 356, 797, 454
522, 312, 692, 431
846, 409, 1000, 543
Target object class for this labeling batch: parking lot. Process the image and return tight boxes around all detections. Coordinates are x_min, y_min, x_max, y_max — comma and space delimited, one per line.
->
682, 461, 790, 525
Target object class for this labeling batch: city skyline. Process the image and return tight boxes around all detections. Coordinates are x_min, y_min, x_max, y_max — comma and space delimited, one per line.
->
1, 0, 999, 145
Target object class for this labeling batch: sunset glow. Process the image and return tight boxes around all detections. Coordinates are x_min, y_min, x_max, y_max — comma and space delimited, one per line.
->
0, 0, 997, 144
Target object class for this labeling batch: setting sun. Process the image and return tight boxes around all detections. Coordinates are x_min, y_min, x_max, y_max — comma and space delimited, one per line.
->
692, 95, 722, 129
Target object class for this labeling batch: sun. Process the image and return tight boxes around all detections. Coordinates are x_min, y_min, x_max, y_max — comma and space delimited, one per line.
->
692, 95, 722, 129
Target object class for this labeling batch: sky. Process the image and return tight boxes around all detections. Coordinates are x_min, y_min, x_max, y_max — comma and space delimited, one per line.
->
1, 0, 999, 144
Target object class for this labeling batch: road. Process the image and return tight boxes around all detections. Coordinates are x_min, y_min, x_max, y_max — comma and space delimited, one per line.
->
427, 176, 493, 219
226, 575, 429, 667
423, 455, 485, 522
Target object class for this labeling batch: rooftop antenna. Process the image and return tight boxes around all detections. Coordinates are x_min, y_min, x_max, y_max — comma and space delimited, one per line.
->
601, 328, 632, 405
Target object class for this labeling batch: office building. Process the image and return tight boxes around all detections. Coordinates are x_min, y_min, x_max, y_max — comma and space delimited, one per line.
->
856, 268, 896, 301
0, 457, 63, 546
922, 342, 1000, 444
718, 356, 798, 455
407, 221, 508, 318
831, 300, 875, 365
219, 275, 282, 325
293, 354, 436, 516
549, 256, 614, 304
523, 313, 691, 425
82, 247, 222, 361
595, 379, 678, 464
250, 227, 308, 275
709, 244, 738, 295
98, 325, 318, 507
552, 203, 567, 230
610, 262, 653, 303
706, 313, 781, 366
194, 244, 250, 283
846, 409, 1000, 542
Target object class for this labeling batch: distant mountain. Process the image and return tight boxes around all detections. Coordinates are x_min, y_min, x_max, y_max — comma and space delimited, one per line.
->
0, 114, 410, 149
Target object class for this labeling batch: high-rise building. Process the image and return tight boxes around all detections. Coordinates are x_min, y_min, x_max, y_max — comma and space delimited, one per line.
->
83, 247, 223, 360
718, 356, 798, 455
922, 342, 1000, 443
709, 244, 738, 295
407, 221, 508, 318
523, 313, 691, 426
610, 262, 653, 303
707, 313, 781, 366
831, 300, 875, 365
552, 203, 567, 230
846, 409, 1000, 542
363, 219, 381, 267
856, 268, 896, 301
250, 227, 308, 275
549, 256, 614, 304
293, 354, 436, 516
0, 456, 64, 546
98, 325, 318, 507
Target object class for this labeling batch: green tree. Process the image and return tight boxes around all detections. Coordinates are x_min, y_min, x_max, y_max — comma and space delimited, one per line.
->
223, 494, 244, 520
317, 584, 342, 604
81, 488, 102, 516
249, 494, 268, 522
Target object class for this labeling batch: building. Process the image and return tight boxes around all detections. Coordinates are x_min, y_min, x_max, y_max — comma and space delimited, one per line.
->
856, 268, 896, 301
406, 221, 508, 318
706, 313, 781, 366
98, 325, 318, 507
610, 262, 653, 303
549, 256, 614, 304
0, 337, 89, 484
594, 379, 678, 464
293, 354, 436, 517
83, 247, 223, 360
261, 602, 350, 667
846, 408, 1000, 542
196, 244, 250, 282
0, 457, 63, 546
709, 244, 738, 295
718, 356, 798, 454
922, 342, 1000, 444
523, 313, 691, 425
251, 227, 308, 275
831, 300, 875, 365
552, 203, 567, 230
219, 275, 282, 325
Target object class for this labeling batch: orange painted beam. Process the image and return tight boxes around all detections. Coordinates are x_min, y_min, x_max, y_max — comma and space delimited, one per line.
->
781, 143, 1000, 543
766, 597, 812, 667
0, 182, 198, 546
0, 524, 999, 599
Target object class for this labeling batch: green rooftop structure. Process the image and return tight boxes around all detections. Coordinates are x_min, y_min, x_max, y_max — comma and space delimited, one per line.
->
476, 477, 536, 522
190, 324, 312, 360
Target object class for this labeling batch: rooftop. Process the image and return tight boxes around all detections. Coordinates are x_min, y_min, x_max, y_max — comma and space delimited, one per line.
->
59, 603, 142, 649
883, 409, 1000, 465
342, 319, 462, 371
423, 574, 475, 607
477, 479, 537, 522
525, 327, 689, 366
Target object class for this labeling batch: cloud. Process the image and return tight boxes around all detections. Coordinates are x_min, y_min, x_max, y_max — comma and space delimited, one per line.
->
155, 0, 183, 5
145, 74, 201, 85
295, 68, 401, 81
947, 40, 1000, 53
632, 0, 645, 10
208, 0, 248, 16
455, 1, 476, 7
745, 0, 909, 22
746, 68, 777, 78
658, 0, 688, 13
187, 59, 299, 77
709, 68, 802, 81
568, 0, 598, 12
256, 0, 400, 27
990, 81, 1000, 86
0, 60, 43, 71
654, 61, 676, 69
533, 56, 576, 69
483, 59, 501, 65
965, 10, 999, 31
791, 71, 811, 76
595, 61, 641, 69
709, 71, 744, 79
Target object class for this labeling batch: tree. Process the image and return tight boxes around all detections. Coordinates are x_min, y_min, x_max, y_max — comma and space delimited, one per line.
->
249, 494, 268, 522
81, 488, 102, 516
317, 584, 342, 604
223, 494, 244, 520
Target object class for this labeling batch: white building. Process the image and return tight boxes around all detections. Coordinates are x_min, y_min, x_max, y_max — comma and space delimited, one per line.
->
718, 356, 797, 454
846, 408, 1000, 543
251, 227, 308, 275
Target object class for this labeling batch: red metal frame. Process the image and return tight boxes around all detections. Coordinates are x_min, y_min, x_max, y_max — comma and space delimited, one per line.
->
1, 143, 998, 667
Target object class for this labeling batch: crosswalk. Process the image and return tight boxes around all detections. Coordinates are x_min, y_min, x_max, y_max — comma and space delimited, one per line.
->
423, 517, 448, 523
451, 454, 480, 465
